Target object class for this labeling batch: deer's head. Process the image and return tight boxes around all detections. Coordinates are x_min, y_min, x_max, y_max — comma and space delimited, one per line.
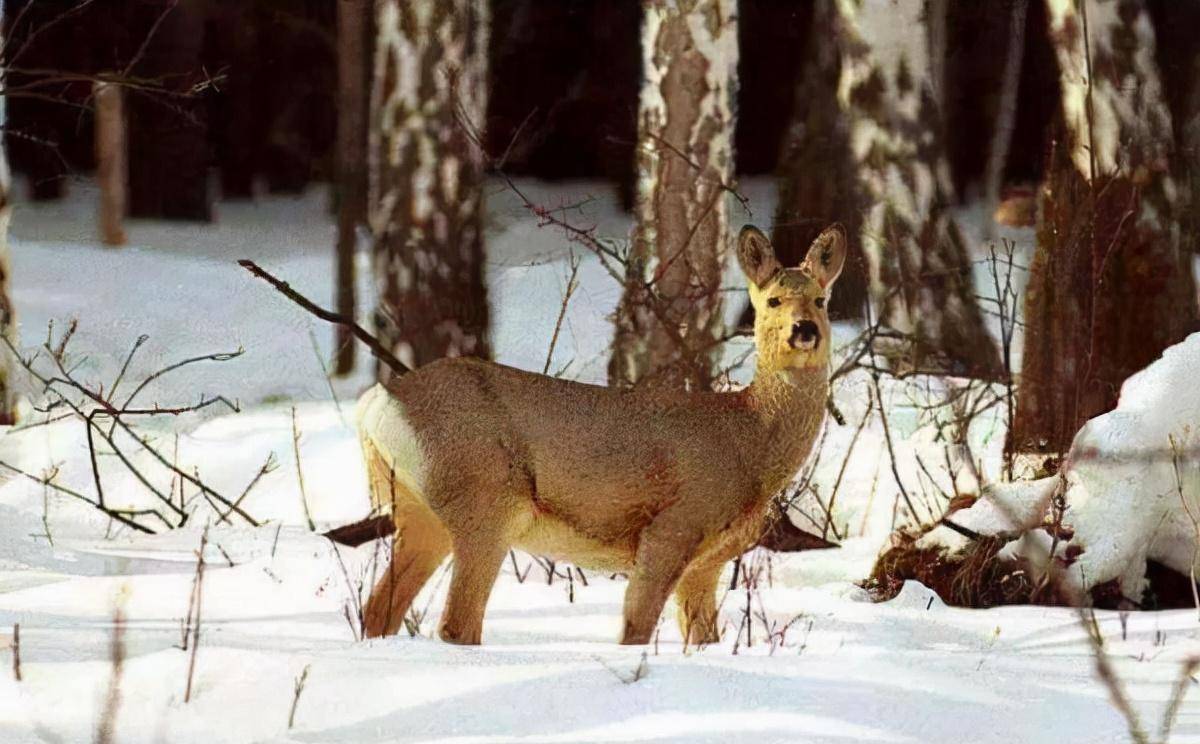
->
737, 224, 846, 373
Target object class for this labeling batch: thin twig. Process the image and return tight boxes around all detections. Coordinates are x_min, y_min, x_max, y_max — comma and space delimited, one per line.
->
542, 254, 580, 376
291, 407, 317, 531
308, 328, 345, 422
823, 398, 874, 540
95, 604, 126, 744
873, 377, 924, 526
184, 528, 208, 704
288, 664, 311, 729
11, 624, 20, 682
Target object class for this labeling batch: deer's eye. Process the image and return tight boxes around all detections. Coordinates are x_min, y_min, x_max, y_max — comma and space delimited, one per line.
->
767, 297, 782, 308
814, 297, 826, 309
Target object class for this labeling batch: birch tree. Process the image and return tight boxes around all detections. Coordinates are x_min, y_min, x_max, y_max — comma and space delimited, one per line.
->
609, 0, 738, 391
0, 0, 16, 423
835, 0, 1001, 378
369, 0, 490, 378
1012, 0, 1198, 456
770, 0, 866, 320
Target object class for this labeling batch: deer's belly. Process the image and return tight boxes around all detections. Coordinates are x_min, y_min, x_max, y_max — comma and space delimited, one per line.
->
514, 512, 637, 573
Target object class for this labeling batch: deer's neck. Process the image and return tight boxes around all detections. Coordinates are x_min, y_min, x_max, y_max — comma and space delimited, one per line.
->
745, 362, 829, 492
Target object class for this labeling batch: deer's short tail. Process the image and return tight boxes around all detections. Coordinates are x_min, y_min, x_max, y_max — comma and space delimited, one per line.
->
355, 383, 429, 515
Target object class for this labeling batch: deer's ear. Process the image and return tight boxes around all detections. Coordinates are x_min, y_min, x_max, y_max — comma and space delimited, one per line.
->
737, 225, 781, 289
802, 224, 847, 289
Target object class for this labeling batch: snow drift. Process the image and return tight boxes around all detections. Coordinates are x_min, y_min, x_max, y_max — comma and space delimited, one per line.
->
915, 332, 1200, 604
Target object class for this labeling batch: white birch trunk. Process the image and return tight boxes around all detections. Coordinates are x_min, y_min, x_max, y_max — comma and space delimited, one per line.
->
1013, 0, 1198, 456
1044, 0, 1173, 182
369, 0, 490, 377
610, 0, 738, 391
835, 0, 1000, 378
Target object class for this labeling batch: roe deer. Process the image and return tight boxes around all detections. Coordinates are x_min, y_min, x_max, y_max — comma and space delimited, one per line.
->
356, 224, 845, 645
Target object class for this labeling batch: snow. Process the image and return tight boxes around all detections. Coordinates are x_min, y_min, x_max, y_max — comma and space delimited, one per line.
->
0, 178, 1198, 743
923, 332, 1200, 602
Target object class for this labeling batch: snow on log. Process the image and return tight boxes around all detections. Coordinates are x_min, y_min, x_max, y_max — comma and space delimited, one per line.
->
909, 332, 1200, 605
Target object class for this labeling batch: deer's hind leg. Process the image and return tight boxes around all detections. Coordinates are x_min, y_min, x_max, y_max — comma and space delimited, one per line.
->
362, 443, 452, 638
438, 533, 508, 645
363, 496, 452, 638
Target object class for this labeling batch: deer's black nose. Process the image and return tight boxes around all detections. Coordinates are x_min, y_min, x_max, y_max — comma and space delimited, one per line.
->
789, 320, 820, 348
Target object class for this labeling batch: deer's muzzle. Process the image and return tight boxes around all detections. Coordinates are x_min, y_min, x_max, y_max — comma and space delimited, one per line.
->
788, 320, 820, 350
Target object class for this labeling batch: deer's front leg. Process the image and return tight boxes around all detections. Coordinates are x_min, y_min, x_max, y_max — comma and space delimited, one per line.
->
621, 515, 704, 645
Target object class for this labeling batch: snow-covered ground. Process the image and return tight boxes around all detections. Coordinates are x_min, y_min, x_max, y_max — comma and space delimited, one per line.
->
0, 179, 1197, 743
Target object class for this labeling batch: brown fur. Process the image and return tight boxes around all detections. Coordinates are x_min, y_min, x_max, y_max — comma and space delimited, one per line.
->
360, 225, 847, 645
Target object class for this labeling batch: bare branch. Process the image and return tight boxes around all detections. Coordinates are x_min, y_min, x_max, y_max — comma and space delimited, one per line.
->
238, 260, 411, 376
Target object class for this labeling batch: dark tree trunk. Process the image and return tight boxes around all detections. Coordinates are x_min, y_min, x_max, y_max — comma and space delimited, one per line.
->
207, 1, 260, 199
768, 0, 867, 322
0, 3, 15, 424
608, 0, 738, 391
333, 0, 370, 376
487, 1, 639, 184
369, 0, 490, 378
1012, 0, 1200, 457
126, 0, 212, 222
94, 82, 127, 247
255, 0, 338, 195
1145, 0, 1200, 258
2, 0, 99, 201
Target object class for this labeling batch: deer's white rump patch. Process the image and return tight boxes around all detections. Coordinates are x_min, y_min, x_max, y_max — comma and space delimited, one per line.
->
355, 383, 429, 506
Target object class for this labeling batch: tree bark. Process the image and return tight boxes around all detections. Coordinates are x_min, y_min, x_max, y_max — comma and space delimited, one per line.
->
982, 0, 1030, 235
768, 0, 867, 322
94, 82, 127, 247
256, 0, 338, 195
369, 0, 490, 379
0, 2, 17, 424
1012, 0, 1199, 457
125, 0, 211, 222
334, 0, 370, 376
208, 0, 260, 199
835, 0, 1002, 378
609, 0, 738, 391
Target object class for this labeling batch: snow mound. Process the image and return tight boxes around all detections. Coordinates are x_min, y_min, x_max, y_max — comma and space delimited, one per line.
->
886, 580, 946, 610
925, 332, 1200, 600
